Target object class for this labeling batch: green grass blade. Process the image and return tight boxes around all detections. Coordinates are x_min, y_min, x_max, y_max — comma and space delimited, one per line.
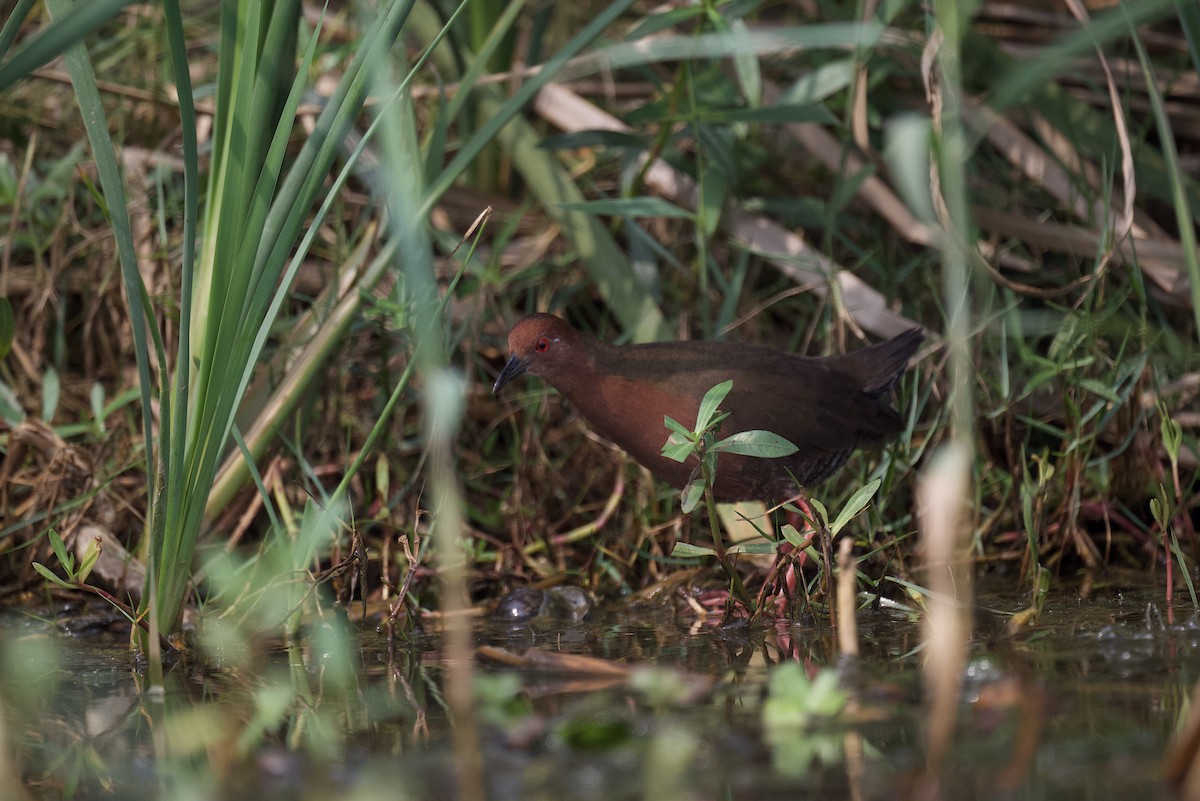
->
989, 0, 1173, 113
0, 0, 134, 90
419, 0, 639, 218
1126, 14, 1200, 340
0, 0, 39, 62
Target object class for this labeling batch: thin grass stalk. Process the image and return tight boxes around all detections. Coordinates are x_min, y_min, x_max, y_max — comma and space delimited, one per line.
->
375, 32, 481, 797
932, 0, 974, 451
921, 0, 976, 775
425, 372, 482, 801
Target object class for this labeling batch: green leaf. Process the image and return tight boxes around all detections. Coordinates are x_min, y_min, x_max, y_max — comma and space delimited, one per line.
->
1159, 399, 1183, 462
780, 523, 808, 548
41, 366, 60, 423
76, 535, 101, 583
664, 415, 692, 438
710, 429, 798, 458
661, 434, 695, 463
89, 381, 106, 434
663, 415, 698, 461
557, 197, 695, 219
540, 130, 647, 152
829, 479, 881, 535
695, 380, 732, 432
680, 478, 705, 513
671, 542, 717, 558
625, 5, 706, 39
730, 18, 759, 104
695, 104, 836, 125
809, 498, 828, 527
0, 0, 135, 93
0, 296, 13, 360
1150, 491, 1166, 528
0, 378, 22, 426
781, 58, 855, 105
727, 541, 778, 555
46, 528, 72, 575
32, 561, 74, 589
1077, 378, 1121, 404
697, 159, 728, 240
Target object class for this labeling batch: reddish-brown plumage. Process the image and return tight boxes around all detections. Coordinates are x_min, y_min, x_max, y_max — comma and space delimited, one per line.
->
493, 313, 923, 503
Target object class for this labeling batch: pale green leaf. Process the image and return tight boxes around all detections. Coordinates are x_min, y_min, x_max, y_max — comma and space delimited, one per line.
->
32, 561, 73, 589
664, 415, 692, 438
729, 19, 761, 108
781, 523, 808, 548
884, 113, 936, 224
47, 528, 72, 574
41, 366, 59, 423
809, 498, 828, 526
89, 381, 106, 433
0, 378, 23, 426
671, 542, 716, 558
662, 435, 695, 463
710, 429, 798, 458
557, 197, 695, 219
829, 479, 881, 535
76, 535, 102, 583
681, 478, 705, 513
727, 541, 778, 555
695, 380, 732, 432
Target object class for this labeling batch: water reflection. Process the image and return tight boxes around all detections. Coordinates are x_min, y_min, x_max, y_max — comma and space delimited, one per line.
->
0, 579, 1194, 800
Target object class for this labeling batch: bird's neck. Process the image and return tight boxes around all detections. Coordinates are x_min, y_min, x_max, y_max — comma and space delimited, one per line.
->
547, 343, 605, 402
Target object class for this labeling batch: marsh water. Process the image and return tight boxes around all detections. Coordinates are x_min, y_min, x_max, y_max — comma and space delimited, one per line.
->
2, 574, 1195, 801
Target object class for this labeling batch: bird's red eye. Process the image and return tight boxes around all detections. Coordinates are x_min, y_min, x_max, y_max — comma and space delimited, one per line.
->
534, 337, 550, 353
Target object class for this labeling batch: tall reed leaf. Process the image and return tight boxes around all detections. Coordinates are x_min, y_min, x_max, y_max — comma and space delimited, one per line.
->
152, 0, 419, 632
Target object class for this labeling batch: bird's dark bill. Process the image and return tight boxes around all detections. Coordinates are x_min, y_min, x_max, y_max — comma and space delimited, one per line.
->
492, 354, 528, 393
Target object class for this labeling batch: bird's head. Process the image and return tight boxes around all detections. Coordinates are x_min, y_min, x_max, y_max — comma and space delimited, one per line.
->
492, 313, 583, 393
